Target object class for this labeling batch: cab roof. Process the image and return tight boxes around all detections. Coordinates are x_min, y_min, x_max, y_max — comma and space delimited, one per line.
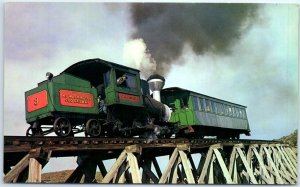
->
61, 58, 139, 86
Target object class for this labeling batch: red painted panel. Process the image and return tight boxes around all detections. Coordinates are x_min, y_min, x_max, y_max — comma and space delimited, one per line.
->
27, 90, 48, 112
59, 90, 94, 108
118, 93, 140, 103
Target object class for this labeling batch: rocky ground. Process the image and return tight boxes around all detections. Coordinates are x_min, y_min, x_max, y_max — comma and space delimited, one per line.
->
41, 170, 103, 183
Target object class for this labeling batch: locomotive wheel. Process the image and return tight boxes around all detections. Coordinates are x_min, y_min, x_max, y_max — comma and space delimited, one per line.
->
26, 127, 34, 137
53, 117, 72, 137
86, 119, 101, 137
26, 126, 42, 136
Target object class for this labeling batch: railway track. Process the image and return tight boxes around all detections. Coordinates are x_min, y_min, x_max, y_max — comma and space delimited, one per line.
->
4, 136, 280, 154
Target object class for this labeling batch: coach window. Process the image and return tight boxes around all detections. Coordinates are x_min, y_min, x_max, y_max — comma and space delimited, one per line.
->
211, 101, 216, 113
217, 103, 222, 114
237, 108, 242, 118
225, 105, 228, 115
228, 106, 233, 116
223, 104, 227, 115
240, 109, 244, 118
215, 102, 218, 114
219, 104, 223, 115
215, 102, 219, 114
193, 96, 199, 110
234, 108, 237, 117
234, 108, 238, 118
238, 109, 242, 118
219, 103, 223, 114
235, 107, 238, 117
232, 107, 236, 117
200, 98, 205, 111
205, 99, 211, 112
223, 105, 227, 116
242, 109, 247, 119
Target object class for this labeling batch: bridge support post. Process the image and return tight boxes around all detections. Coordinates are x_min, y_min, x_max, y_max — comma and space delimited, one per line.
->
198, 144, 234, 184
159, 143, 195, 184
260, 144, 284, 184
101, 145, 142, 183
248, 144, 273, 184
27, 148, 51, 183
28, 158, 42, 183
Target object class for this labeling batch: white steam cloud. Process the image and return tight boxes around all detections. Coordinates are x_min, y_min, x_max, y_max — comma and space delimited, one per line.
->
123, 38, 157, 79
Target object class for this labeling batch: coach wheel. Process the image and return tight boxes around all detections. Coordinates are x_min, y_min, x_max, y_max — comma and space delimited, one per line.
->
86, 119, 101, 137
53, 117, 72, 137
234, 134, 240, 140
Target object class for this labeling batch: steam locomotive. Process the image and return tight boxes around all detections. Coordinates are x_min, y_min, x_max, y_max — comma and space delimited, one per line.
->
25, 58, 250, 139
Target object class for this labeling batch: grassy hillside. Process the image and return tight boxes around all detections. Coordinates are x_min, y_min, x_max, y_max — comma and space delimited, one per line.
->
278, 129, 297, 147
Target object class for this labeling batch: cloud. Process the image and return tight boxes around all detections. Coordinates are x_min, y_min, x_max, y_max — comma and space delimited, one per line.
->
130, 3, 260, 75
122, 38, 157, 79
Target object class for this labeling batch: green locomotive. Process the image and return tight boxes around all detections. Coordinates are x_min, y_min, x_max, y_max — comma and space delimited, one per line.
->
25, 58, 250, 139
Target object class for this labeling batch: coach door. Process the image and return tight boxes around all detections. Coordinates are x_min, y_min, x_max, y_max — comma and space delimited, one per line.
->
178, 95, 193, 125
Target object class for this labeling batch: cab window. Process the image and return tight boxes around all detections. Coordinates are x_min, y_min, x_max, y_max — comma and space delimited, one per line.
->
116, 70, 137, 89
104, 71, 111, 87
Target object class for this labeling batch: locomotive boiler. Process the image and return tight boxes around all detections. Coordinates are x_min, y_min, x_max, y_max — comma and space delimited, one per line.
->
25, 58, 250, 139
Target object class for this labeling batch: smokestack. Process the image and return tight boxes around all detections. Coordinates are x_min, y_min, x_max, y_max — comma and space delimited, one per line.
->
147, 74, 165, 102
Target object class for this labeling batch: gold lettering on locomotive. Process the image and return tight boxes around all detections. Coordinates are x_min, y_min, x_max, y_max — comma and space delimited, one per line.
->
59, 90, 94, 108
64, 96, 90, 104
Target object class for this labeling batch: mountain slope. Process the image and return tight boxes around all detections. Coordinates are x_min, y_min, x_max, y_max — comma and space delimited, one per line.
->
277, 129, 297, 147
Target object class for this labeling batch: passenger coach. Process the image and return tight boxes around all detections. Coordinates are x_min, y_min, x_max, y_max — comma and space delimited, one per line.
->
160, 87, 250, 139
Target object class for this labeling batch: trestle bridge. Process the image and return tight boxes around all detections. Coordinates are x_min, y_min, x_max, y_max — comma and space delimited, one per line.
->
3, 136, 297, 184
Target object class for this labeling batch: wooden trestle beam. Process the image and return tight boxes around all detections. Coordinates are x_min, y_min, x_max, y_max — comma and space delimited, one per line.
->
3, 154, 30, 183
3, 141, 297, 184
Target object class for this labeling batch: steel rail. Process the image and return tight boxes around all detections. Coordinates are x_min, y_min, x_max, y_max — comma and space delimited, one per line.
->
4, 136, 281, 154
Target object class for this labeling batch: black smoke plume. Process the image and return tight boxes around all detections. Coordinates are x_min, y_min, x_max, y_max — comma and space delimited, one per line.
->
130, 3, 259, 75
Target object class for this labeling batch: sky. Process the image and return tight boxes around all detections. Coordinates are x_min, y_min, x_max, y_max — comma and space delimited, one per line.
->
2, 2, 299, 172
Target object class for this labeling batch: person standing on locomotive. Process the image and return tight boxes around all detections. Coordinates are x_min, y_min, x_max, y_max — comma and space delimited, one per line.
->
116, 74, 128, 87
97, 82, 107, 114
